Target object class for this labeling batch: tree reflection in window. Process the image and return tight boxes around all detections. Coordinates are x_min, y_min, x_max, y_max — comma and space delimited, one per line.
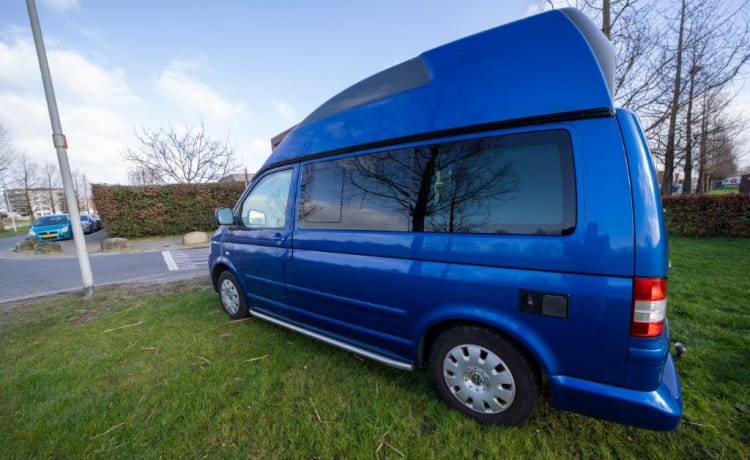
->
299, 130, 575, 235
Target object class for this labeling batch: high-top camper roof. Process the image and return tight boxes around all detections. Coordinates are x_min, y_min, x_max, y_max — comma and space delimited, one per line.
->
262, 8, 615, 172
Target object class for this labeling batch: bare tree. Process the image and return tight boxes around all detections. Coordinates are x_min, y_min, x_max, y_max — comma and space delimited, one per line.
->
678, 0, 750, 193
42, 162, 61, 213
127, 165, 165, 186
0, 124, 11, 229
0, 123, 15, 225
696, 92, 744, 192
72, 169, 91, 213
14, 154, 41, 221
659, 0, 689, 195
123, 123, 240, 184
539, 1, 663, 112
0, 123, 14, 180
539, 1, 749, 195
705, 130, 739, 182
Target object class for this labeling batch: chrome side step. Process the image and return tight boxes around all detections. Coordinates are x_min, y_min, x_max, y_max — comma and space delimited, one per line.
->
250, 310, 415, 371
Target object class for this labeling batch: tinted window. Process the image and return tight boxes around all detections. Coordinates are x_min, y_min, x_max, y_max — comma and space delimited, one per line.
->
418, 131, 575, 235
300, 151, 412, 231
298, 130, 575, 235
300, 58, 431, 126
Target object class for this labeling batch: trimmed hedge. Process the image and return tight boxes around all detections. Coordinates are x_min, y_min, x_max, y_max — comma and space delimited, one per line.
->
663, 194, 750, 237
91, 183, 246, 238
91, 183, 749, 239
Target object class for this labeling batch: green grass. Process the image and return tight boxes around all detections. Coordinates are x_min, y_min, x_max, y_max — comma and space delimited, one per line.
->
1, 239, 748, 459
708, 185, 739, 195
0, 220, 29, 238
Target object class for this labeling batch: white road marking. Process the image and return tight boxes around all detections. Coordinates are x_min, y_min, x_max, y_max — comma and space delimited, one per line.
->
162, 248, 209, 271
162, 250, 178, 271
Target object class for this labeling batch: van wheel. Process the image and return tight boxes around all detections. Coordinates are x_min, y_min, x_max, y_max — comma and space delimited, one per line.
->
217, 271, 249, 319
429, 326, 539, 425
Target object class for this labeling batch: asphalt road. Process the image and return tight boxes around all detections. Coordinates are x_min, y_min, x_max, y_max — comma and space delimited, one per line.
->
0, 231, 209, 302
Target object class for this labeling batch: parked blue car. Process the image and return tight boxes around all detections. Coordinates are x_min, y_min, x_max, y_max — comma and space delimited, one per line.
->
28, 214, 73, 241
209, 8, 682, 430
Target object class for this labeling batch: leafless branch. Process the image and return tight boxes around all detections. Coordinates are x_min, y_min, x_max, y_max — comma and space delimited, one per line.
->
123, 123, 240, 184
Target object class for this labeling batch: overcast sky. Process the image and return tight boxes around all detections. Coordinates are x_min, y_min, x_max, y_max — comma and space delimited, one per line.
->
0, 0, 542, 185
1, 1, 747, 187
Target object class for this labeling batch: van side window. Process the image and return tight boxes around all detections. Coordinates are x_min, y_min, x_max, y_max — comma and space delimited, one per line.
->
419, 130, 575, 235
298, 130, 575, 235
300, 151, 412, 231
240, 170, 293, 228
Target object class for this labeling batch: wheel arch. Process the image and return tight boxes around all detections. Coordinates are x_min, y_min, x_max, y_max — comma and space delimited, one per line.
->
417, 318, 547, 382
210, 261, 234, 292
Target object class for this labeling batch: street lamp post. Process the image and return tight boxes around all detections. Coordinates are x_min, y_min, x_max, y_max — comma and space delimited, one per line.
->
26, 0, 94, 298
2, 184, 17, 232
682, 64, 702, 195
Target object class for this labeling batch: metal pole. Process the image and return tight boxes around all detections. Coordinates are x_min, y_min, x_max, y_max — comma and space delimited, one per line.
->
26, 0, 94, 298
3, 187, 17, 232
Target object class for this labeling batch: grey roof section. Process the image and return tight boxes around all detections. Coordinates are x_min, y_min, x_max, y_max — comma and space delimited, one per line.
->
561, 7, 615, 99
299, 57, 432, 127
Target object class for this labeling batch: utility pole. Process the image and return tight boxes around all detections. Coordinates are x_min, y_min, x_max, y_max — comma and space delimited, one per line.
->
602, 0, 611, 39
661, 0, 687, 196
682, 64, 701, 195
26, 0, 94, 298
2, 185, 17, 232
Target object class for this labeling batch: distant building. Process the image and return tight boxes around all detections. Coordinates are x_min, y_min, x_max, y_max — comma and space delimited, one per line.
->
271, 125, 297, 150
219, 172, 254, 186
5, 188, 67, 218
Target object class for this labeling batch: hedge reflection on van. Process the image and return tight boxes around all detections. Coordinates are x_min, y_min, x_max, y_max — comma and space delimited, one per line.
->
209, 7, 682, 430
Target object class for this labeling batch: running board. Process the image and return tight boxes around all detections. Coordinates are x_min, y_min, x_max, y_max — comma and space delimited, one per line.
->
250, 310, 415, 371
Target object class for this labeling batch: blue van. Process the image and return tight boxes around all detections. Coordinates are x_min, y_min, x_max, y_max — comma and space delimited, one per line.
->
209, 8, 682, 430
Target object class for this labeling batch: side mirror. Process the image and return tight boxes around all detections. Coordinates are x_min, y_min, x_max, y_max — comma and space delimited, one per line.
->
248, 210, 266, 226
215, 207, 235, 226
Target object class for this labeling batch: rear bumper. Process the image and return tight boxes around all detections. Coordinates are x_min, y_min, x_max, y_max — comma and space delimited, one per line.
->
548, 354, 682, 431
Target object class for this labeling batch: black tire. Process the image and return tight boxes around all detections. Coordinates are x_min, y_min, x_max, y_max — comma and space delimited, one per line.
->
217, 271, 249, 320
428, 325, 540, 426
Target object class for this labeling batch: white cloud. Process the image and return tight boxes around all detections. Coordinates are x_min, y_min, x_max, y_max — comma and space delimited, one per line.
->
276, 101, 296, 119
238, 138, 271, 173
156, 60, 245, 122
0, 35, 135, 106
0, 40, 40, 90
40, 0, 79, 12
54, 51, 135, 106
168, 58, 208, 73
250, 138, 271, 157
0, 34, 138, 185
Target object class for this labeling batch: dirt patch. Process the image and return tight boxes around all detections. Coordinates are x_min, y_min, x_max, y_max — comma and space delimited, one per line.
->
66, 308, 101, 325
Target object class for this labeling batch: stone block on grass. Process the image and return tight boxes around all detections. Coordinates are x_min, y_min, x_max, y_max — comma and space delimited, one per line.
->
101, 237, 131, 252
35, 242, 62, 255
15, 237, 40, 252
183, 231, 209, 246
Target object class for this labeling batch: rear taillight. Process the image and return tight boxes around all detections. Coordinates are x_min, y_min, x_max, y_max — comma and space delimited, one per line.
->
630, 277, 667, 338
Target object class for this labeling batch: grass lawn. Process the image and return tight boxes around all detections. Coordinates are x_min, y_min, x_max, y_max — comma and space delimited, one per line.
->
708, 185, 739, 195
0, 220, 29, 238
0, 238, 748, 459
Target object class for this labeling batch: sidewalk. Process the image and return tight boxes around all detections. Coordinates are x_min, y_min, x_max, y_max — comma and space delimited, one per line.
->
2, 231, 209, 258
